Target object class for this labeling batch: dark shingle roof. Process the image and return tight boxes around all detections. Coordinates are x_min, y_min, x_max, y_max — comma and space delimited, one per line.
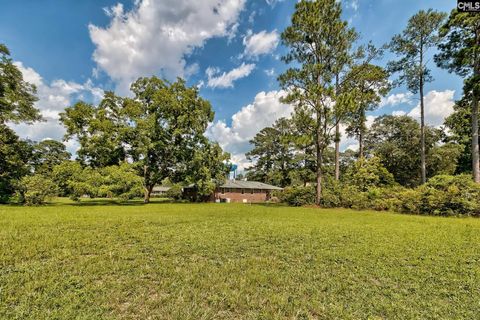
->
219, 180, 283, 190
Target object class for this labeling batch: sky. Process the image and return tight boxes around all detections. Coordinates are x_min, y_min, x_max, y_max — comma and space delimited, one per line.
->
1, 0, 461, 170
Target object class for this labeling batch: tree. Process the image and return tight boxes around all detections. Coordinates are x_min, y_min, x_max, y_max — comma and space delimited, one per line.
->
444, 95, 476, 174
18, 174, 58, 205
365, 115, 459, 187
345, 64, 390, 158
60, 92, 127, 167
435, 11, 480, 183
0, 44, 41, 124
246, 118, 296, 187
388, 9, 447, 184
126, 77, 224, 203
61, 77, 226, 203
0, 125, 34, 202
0, 44, 41, 202
185, 141, 230, 201
51, 161, 83, 197
32, 139, 71, 174
278, 0, 358, 205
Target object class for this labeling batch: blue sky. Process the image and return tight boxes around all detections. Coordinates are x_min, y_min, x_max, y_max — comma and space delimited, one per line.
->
1, 0, 461, 168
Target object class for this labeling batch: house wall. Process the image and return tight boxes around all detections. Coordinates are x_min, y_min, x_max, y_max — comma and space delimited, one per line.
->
214, 188, 270, 203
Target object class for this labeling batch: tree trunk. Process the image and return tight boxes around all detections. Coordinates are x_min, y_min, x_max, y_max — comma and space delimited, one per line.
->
473, 96, 480, 183
359, 130, 364, 159
335, 124, 340, 180
420, 80, 427, 184
473, 28, 480, 183
358, 108, 365, 159
419, 42, 427, 184
334, 73, 340, 181
144, 185, 153, 203
316, 136, 323, 206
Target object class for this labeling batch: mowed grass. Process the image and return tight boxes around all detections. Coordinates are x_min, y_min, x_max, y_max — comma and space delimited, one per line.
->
1, 201, 479, 319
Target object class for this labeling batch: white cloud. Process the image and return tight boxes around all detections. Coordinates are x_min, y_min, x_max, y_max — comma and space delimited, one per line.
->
207, 90, 293, 169
408, 90, 455, 127
206, 63, 255, 88
242, 29, 279, 58
89, 0, 246, 94
265, 68, 275, 77
392, 110, 407, 116
10, 62, 103, 155
379, 92, 413, 108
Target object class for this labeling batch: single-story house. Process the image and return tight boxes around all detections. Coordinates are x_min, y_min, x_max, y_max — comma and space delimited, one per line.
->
184, 180, 283, 203
151, 186, 171, 197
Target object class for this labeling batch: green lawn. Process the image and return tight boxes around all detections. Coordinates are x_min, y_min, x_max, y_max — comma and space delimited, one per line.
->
1, 201, 479, 319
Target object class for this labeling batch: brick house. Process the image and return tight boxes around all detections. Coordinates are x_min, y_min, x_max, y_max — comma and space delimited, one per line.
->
183, 180, 283, 203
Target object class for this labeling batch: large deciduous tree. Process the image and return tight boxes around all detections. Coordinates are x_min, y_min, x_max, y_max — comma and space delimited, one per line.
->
32, 139, 71, 174
0, 44, 41, 124
126, 77, 228, 202
435, 11, 480, 183
0, 44, 41, 202
388, 9, 446, 184
60, 92, 128, 167
62, 77, 229, 203
278, 0, 357, 205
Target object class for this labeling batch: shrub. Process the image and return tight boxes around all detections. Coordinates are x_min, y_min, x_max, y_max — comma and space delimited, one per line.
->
280, 174, 480, 217
279, 186, 316, 206
19, 175, 58, 205
165, 184, 183, 201
419, 175, 480, 216
344, 157, 396, 191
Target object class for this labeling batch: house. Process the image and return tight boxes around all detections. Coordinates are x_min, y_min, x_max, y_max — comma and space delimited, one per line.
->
183, 180, 283, 203
151, 186, 171, 197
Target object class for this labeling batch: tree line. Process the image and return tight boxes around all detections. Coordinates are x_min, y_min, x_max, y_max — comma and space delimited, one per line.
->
1, 44, 229, 204
246, 1, 480, 206
1, 2, 478, 208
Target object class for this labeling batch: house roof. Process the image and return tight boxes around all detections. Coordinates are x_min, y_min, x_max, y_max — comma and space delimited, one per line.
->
152, 186, 171, 192
219, 180, 283, 190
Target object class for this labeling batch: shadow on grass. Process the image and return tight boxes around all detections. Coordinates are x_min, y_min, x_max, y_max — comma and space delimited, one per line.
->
58, 198, 177, 207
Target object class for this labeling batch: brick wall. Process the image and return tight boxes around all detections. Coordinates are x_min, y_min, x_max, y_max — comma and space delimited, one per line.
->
214, 189, 271, 203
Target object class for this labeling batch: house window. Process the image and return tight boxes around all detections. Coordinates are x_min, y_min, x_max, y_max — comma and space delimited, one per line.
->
221, 188, 225, 194
241, 189, 245, 194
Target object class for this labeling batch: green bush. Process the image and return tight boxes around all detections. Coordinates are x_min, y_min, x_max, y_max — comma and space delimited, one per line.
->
165, 184, 183, 201
279, 186, 316, 206
19, 175, 58, 205
280, 174, 480, 217
419, 175, 480, 216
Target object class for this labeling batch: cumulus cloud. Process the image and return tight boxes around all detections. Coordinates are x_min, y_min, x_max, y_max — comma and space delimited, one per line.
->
10, 62, 103, 155
392, 110, 407, 116
242, 29, 279, 58
206, 63, 255, 88
207, 90, 293, 169
89, 0, 246, 94
379, 92, 413, 108
408, 90, 455, 127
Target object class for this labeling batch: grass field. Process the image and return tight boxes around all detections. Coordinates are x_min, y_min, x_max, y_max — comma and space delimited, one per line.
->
1, 200, 479, 319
